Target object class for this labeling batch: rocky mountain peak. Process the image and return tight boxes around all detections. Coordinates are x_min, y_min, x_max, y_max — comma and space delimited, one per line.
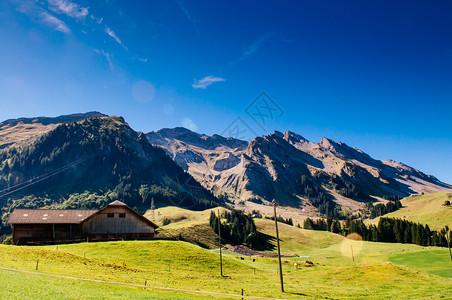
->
319, 137, 336, 149
283, 130, 306, 142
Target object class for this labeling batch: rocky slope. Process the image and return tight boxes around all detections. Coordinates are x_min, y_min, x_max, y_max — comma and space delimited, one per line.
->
147, 128, 452, 217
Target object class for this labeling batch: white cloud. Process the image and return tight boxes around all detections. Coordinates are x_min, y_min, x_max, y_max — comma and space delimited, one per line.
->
106, 26, 127, 50
47, 0, 88, 20
11, 0, 71, 34
40, 12, 71, 33
192, 76, 225, 89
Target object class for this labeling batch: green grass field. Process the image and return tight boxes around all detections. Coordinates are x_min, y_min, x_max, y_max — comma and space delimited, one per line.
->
368, 192, 452, 230
1, 204, 452, 299
0, 269, 218, 300
1, 235, 451, 298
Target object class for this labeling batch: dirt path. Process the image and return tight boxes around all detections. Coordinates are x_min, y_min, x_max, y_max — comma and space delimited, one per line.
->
0, 266, 289, 300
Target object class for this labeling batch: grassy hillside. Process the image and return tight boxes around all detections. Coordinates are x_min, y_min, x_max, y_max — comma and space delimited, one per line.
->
149, 206, 344, 251
368, 192, 452, 230
0, 269, 214, 299
2, 206, 451, 298
147, 206, 230, 249
0, 239, 450, 299
254, 218, 344, 254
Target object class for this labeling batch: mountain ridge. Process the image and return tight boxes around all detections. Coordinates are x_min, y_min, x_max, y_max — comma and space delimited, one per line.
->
146, 127, 452, 217
0, 112, 449, 222
0, 112, 107, 149
0, 115, 218, 230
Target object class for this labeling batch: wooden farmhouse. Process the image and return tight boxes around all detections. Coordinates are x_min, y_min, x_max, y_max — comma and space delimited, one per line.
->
7, 201, 158, 245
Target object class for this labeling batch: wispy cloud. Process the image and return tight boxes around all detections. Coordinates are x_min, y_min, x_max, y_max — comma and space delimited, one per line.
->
11, 0, 71, 34
94, 48, 114, 71
192, 76, 225, 89
40, 11, 71, 33
243, 31, 275, 57
174, 0, 200, 35
106, 26, 128, 50
47, 0, 88, 20
230, 31, 276, 65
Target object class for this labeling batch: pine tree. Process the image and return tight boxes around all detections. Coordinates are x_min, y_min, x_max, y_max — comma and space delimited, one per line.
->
330, 220, 342, 234
303, 218, 314, 230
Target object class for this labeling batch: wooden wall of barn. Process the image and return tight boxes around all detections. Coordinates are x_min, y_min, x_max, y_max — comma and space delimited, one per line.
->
82, 206, 154, 234
12, 224, 83, 243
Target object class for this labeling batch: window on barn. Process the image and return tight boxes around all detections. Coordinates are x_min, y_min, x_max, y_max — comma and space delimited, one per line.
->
119, 213, 126, 218
107, 213, 114, 218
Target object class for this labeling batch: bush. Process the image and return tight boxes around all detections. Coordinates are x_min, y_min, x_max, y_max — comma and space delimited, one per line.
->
2, 236, 12, 245
162, 218, 171, 226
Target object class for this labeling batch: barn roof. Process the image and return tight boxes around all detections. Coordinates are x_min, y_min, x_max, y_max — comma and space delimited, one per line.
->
7, 209, 98, 224
7, 201, 159, 229
107, 200, 127, 206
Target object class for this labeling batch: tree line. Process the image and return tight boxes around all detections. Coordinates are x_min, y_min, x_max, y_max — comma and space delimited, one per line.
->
304, 216, 451, 247
264, 215, 294, 226
209, 210, 260, 248
366, 200, 402, 219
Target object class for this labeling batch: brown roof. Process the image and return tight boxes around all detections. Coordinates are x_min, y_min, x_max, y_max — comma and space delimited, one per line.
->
7, 209, 98, 224
7, 201, 159, 229
107, 200, 127, 206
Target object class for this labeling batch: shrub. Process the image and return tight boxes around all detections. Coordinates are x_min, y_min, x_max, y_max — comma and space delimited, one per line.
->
2, 236, 12, 245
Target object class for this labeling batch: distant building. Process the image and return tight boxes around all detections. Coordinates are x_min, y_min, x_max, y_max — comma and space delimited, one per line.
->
7, 201, 158, 245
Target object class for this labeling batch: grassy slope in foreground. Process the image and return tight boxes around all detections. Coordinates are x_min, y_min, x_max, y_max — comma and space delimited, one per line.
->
0, 269, 216, 300
368, 192, 452, 230
0, 239, 451, 299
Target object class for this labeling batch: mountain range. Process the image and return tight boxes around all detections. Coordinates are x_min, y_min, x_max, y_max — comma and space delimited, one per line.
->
0, 112, 451, 229
147, 127, 452, 217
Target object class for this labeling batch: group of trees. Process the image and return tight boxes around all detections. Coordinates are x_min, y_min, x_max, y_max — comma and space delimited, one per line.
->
296, 175, 338, 218
264, 215, 294, 226
209, 210, 260, 248
328, 175, 367, 200
304, 216, 451, 247
366, 200, 403, 218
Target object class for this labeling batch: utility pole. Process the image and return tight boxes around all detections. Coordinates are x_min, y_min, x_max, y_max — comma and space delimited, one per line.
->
447, 229, 452, 264
150, 197, 155, 221
218, 209, 223, 276
273, 200, 284, 293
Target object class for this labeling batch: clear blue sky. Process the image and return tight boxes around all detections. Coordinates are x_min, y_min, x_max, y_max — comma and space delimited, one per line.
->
1, 1, 451, 183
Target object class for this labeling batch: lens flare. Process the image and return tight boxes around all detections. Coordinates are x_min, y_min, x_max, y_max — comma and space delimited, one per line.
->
340, 233, 364, 258
132, 80, 155, 103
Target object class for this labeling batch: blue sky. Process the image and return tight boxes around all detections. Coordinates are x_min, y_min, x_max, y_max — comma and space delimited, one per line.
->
1, 1, 451, 183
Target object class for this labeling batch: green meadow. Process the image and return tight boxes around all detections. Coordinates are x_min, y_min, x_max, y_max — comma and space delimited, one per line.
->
1, 218, 451, 299
368, 192, 452, 230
